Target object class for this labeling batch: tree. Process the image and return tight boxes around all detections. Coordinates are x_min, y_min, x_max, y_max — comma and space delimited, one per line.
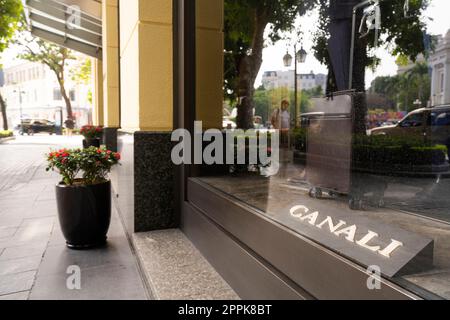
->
370, 62, 431, 112
71, 58, 93, 105
0, 0, 23, 130
18, 37, 76, 120
225, 0, 317, 129
405, 62, 431, 107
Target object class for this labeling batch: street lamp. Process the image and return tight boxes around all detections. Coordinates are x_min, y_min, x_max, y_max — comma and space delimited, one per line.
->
13, 87, 26, 125
283, 45, 307, 128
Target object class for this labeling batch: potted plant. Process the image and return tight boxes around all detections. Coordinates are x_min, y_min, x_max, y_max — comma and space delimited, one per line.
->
80, 125, 103, 148
46, 147, 121, 249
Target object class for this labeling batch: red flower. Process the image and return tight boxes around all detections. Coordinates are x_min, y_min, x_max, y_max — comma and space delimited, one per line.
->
114, 153, 121, 160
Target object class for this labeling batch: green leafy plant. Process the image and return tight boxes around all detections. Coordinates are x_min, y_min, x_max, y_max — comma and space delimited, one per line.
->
79, 147, 121, 185
46, 149, 81, 185
46, 147, 121, 186
80, 125, 103, 139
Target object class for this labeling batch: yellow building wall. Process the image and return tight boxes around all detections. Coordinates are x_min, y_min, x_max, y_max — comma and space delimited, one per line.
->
102, 0, 120, 128
116, 0, 224, 131
91, 58, 104, 126
119, 0, 173, 132
196, 0, 224, 129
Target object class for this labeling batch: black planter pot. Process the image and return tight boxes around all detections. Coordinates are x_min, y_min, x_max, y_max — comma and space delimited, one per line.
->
56, 180, 111, 249
83, 138, 101, 149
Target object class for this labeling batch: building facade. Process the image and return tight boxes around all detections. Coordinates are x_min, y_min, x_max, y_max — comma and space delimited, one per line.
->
430, 30, 450, 106
0, 60, 92, 128
262, 70, 327, 93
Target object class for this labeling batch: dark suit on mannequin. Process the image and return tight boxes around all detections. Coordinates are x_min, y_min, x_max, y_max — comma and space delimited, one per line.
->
328, 0, 363, 91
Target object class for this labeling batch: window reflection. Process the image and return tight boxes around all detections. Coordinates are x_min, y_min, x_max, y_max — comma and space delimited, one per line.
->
200, 0, 450, 299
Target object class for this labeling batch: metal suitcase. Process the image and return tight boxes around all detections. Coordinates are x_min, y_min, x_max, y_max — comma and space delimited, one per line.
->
303, 91, 386, 210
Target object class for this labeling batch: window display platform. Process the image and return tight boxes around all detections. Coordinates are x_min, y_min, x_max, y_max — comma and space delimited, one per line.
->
199, 161, 450, 299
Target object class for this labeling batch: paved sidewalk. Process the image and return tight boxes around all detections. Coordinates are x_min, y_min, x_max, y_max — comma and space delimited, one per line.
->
0, 136, 148, 300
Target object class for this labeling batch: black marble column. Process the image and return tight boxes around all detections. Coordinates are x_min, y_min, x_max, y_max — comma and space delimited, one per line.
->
103, 127, 119, 152
114, 130, 176, 234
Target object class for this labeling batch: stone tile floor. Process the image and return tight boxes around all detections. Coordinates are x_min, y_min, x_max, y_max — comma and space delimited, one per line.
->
133, 230, 239, 300
0, 136, 148, 300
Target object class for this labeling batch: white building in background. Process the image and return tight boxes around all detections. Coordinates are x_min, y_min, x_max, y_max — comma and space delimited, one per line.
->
0, 59, 92, 129
261, 70, 327, 93
430, 30, 450, 106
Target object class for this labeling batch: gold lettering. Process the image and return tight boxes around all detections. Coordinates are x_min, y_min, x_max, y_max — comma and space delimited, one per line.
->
290, 205, 309, 218
379, 240, 403, 258
356, 231, 381, 252
334, 225, 357, 242
300, 212, 319, 226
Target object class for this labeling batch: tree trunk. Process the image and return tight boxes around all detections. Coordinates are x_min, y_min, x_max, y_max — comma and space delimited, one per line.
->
236, 8, 267, 130
57, 76, 73, 120
236, 57, 256, 129
0, 92, 8, 131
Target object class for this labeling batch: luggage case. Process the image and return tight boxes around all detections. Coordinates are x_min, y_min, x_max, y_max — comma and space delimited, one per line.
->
303, 90, 387, 210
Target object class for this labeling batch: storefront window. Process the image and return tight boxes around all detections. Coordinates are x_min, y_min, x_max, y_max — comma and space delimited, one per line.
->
194, 0, 450, 299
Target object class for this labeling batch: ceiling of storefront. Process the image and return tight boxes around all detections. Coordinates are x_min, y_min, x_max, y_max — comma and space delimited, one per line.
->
24, 0, 102, 59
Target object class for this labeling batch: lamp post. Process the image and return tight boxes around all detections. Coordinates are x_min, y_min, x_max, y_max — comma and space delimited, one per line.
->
13, 87, 26, 126
283, 44, 307, 128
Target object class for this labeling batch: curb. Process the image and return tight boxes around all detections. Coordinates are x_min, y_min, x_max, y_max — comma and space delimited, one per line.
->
0, 136, 16, 144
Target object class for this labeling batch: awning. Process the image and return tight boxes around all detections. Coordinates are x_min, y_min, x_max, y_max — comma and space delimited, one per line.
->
24, 0, 102, 59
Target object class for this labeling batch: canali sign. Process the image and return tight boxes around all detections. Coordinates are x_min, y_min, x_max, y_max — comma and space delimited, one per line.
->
285, 204, 435, 277
290, 205, 403, 258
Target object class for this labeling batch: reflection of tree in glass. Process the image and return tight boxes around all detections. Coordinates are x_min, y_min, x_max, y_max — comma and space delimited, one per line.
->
224, 0, 317, 130
370, 62, 431, 112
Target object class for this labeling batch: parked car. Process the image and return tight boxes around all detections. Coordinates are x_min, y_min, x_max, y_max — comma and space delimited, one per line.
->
370, 105, 450, 157
19, 119, 56, 135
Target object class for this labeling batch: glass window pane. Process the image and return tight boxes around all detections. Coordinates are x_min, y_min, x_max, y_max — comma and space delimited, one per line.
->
194, 0, 450, 299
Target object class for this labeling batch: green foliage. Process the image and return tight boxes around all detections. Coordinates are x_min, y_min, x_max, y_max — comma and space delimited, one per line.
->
0, 130, 13, 138
46, 147, 121, 186
253, 86, 324, 123
71, 58, 92, 85
0, 0, 23, 55
370, 62, 431, 111
79, 147, 121, 185
80, 125, 103, 139
18, 38, 75, 80
18, 36, 76, 118
46, 149, 81, 186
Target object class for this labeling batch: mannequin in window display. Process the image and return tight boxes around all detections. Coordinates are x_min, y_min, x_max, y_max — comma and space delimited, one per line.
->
328, 0, 366, 92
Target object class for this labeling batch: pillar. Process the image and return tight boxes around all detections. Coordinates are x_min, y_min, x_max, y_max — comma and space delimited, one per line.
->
196, 0, 224, 129
91, 58, 104, 126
